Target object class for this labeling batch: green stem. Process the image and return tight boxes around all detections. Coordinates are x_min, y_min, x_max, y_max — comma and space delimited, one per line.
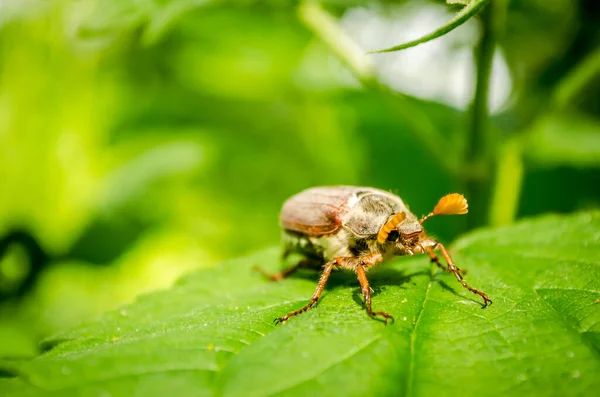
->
297, 0, 376, 82
464, 1, 505, 229
367, 0, 491, 54
488, 137, 524, 226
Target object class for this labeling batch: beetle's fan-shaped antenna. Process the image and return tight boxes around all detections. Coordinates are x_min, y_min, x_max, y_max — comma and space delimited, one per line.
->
420, 193, 468, 224
434, 193, 469, 215
377, 212, 406, 243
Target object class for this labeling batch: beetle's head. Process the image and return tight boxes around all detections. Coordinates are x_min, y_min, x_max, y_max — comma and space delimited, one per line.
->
377, 193, 469, 250
376, 212, 422, 246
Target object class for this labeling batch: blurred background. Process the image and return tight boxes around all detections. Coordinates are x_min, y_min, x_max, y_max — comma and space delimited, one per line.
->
0, 0, 598, 357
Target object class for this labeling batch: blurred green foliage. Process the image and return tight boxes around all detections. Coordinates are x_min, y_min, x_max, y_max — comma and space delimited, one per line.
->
0, 0, 598, 358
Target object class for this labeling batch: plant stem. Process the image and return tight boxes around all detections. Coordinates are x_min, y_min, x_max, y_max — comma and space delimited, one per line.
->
464, 1, 505, 229
367, 0, 491, 54
488, 137, 523, 226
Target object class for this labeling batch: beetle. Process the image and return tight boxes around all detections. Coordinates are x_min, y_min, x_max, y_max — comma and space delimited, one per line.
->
257, 186, 492, 324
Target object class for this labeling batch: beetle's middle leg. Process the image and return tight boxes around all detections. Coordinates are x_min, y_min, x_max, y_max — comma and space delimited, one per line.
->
274, 258, 337, 324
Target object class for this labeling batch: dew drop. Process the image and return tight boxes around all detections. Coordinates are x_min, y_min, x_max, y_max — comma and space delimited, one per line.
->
567, 351, 575, 358
402, 317, 407, 321
61, 366, 71, 375
572, 370, 580, 379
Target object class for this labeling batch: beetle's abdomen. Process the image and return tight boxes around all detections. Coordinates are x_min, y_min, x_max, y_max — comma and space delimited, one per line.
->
282, 230, 324, 260
282, 229, 356, 261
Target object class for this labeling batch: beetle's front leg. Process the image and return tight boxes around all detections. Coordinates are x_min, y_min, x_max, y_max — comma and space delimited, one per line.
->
274, 258, 338, 324
435, 243, 492, 308
427, 249, 466, 275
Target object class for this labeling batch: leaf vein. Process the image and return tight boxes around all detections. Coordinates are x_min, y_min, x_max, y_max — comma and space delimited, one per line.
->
406, 279, 433, 397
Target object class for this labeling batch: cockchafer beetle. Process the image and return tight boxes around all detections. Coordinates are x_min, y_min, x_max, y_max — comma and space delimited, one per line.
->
257, 186, 492, 324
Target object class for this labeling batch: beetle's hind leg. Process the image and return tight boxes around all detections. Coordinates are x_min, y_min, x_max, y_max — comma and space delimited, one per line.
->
253, 258, 317, 282
356, 263, 393, 324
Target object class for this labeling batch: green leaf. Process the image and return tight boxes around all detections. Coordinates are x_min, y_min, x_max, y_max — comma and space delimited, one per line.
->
1, 212, 599, 396
367, 0, 490, 54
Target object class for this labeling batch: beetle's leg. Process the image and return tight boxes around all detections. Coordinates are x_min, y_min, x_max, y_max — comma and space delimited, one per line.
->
356, 263, 393, 324
427, 249, 448, 271
436, 242, 492, 308
360, 251, 384, 269
427, 249, 466, 275
281, 246, 292, 261
254, 258, 316, 282
275, 258, 337, 324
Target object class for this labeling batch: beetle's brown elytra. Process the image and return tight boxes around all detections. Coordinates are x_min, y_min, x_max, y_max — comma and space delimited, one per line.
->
259, 186, 491, 324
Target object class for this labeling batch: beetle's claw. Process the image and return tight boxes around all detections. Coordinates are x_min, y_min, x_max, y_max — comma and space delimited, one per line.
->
369, 311, 394, 325
481, 297, 493, 309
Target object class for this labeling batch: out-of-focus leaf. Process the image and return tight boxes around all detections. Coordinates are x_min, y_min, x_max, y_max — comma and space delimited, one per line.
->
0, 229, 215, 344
367, 0, 489, 54
522, 112, 600, 168
1, 211, 599, 396
100, 140, 205, 211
